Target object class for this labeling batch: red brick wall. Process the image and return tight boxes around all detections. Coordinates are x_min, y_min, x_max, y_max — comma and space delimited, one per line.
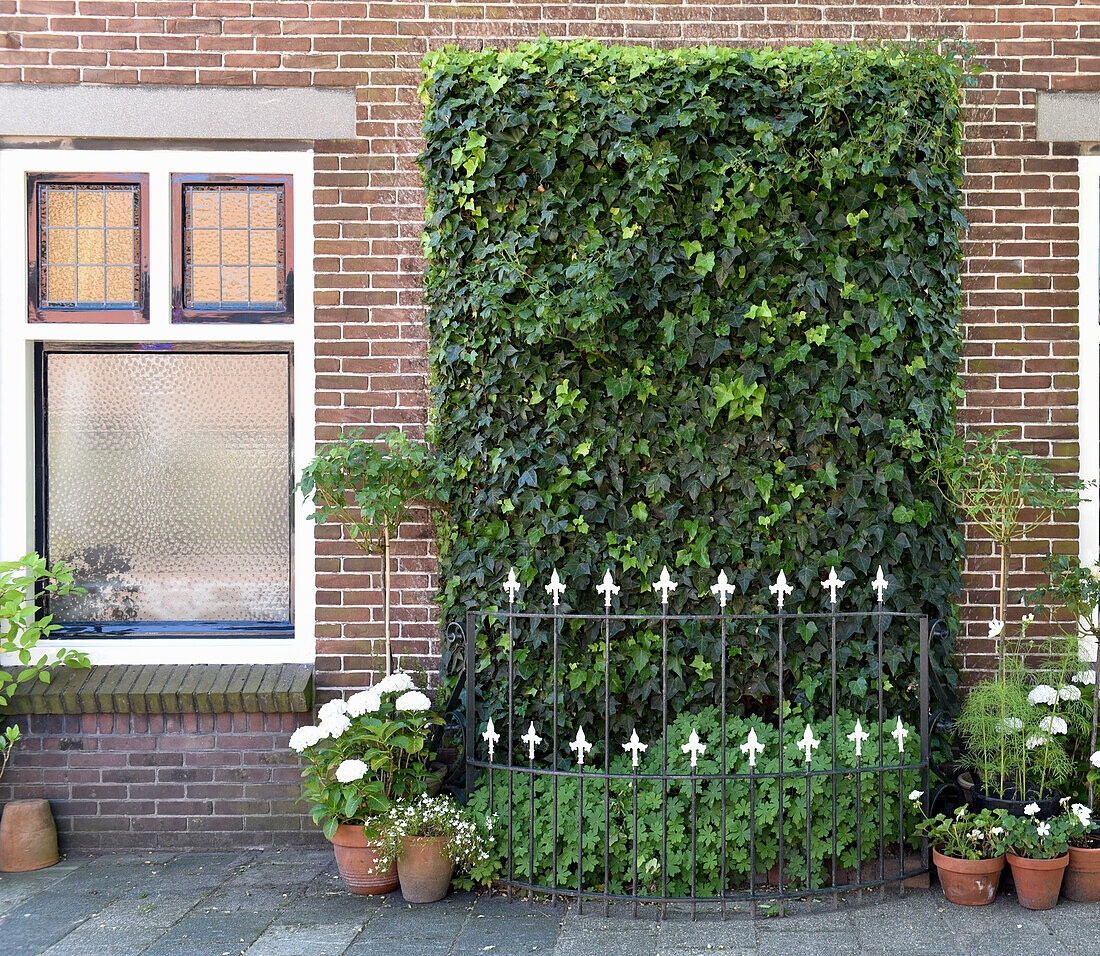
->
0, 712, 320, 849
0, 3, 1089, 704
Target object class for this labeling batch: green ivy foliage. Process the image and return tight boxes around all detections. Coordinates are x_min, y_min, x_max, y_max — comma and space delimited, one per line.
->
456, 705, 921, 894
421, 39, 968, 741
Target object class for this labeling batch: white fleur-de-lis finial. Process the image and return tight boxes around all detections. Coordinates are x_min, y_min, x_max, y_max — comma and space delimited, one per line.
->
740, 727, 765, 769
796, 724, 820, 765
681, 729, 706, 769
482, 718, 500, 761
711, 569, 736, 609
545, 569, 566, 607
569, 726, 593, 766
596, 568, 620, 609
821, 567, 845, 606
652, 565, 678, 606
891, 716, 909, 754
521, 722, 542, 761
503, 567, 521, 604
847, 719, 870, 759
622, 729, 648, 768
769, 570, 794, 610
872, 566, 889, 604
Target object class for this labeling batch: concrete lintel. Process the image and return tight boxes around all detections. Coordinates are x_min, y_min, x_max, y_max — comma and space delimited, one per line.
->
0, 84, 357, 141
1036, 91, 1100, 143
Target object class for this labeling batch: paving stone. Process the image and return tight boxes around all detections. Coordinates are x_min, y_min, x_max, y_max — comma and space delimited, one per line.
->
91, 895, 200, 929
141, 908, 275, 956
243, 921, 362, 956
658, 917, 758, 948
276, 889, 384, 925
344, 938, 454, 956
40, 923, 166, 955
0, 913, 89, 954
364, 895, 475, 940
554, 928, 661, 956
0, 866, 79, 914
452, 912, 561, 953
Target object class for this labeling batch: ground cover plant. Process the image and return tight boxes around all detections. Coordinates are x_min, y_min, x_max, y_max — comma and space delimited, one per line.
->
422, 38, 970, 746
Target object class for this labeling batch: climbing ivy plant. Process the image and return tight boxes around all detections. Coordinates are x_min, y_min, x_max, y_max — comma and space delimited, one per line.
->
421, 39, 971, 741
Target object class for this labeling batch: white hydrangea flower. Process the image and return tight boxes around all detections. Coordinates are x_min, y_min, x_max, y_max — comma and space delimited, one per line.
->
317, 698, 348, 722
1072, 669, 1096, 686
1092, 750, 1100, 769
318, 712, 352, 740
1057, 684, 1082, 702
1037, 821, 1051, 838
1027, 685, 1058, 706
1000, 717, 1023, 732
1038, 715, 1068, 735
1024, 802, 1041, 817
375, 672, 416, 695
1081, 634, 1099, 664
1026, 735, 1049, 750
335, 758, 368, 783
346, 690, 381, 718
288, 724, 325, 753
395, 690, 432, 712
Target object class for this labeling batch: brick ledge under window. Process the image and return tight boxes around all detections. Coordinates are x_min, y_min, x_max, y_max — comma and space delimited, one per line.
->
5, 663, 313, 715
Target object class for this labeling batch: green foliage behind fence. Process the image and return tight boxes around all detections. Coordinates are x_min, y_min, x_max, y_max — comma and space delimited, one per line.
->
421, 39, 968, 737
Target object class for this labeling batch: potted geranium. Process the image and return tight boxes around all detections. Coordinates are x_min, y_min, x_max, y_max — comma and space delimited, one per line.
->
1064, 797, 1098, 902
0, 554, 89, 872
910, 793, 1011, 906
374, 793, 494, 903
290, 672, 442, 894
1004, 799, 1088, 910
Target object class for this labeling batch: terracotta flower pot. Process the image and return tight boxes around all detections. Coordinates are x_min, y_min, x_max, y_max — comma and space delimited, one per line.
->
1063, 844, 1100, 903
397, 835, 454, 904
1006, 852, 1068, 911
932, 848, 1005, 906
330, 823, 398, 895
0, 799, 60, 873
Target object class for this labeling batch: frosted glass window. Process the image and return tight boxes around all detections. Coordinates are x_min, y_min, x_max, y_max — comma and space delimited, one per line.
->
182, 183, 287, 312
43, 350, 291, 625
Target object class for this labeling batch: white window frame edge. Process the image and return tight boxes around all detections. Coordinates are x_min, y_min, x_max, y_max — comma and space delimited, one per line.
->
1080, 155, 1100, 569
0, 146, 316, 665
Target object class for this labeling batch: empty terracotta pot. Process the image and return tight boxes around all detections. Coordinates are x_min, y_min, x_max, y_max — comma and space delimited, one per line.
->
0, 799, 60, 872
1006, 852, 1068, 911
933, 848, 1005, 906
397, 836, 454, 904
1063, 844, 1100, 903
330, 823, 398, 895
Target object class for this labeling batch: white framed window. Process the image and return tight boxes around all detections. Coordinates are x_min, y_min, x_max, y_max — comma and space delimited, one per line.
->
1080, 155, 1100, 568
0, 147, 315, 665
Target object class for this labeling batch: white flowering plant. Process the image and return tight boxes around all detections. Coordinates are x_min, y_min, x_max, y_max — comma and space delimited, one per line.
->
1004, 798, 1088, 859
289, 672, 443, 839
908, 796, 1011, 861
373, 792, 495, 875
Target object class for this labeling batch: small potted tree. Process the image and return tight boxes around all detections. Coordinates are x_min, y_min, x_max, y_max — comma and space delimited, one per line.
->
298, 428, 441, 676
289, 673, 442, 894
0, 554, 89, 872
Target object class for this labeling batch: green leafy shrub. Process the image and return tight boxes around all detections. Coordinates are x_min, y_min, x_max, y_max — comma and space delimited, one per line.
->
458, 705, 920, 893
421, 39, 970, 741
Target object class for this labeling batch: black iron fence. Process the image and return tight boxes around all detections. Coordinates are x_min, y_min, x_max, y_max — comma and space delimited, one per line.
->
457, 566, 932, 917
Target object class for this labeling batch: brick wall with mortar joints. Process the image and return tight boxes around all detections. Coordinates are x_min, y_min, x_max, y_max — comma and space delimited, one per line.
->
0, 1, 1087, 700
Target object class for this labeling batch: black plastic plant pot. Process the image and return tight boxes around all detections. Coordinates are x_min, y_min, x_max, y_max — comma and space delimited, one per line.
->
972, 786, 1063, 820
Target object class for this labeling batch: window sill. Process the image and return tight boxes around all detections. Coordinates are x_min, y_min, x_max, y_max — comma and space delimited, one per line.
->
5, 663, 313, 715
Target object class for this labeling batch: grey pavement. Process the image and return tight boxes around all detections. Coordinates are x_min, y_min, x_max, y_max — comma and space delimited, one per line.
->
0, 850, 1097, 956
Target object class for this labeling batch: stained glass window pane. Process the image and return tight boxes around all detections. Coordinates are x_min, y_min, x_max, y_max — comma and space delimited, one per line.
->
44, 351, 291, 624
182, 183, 286, 311
38, 183, 140, 309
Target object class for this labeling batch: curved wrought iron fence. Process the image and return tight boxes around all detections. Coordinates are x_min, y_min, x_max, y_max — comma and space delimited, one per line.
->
461, 566, 931, 918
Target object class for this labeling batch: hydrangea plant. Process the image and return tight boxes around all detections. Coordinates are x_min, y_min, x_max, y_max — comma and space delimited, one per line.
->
289, 672, 443, 839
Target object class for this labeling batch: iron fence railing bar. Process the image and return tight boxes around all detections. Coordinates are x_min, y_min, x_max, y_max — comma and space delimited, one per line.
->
461, 565, 932, 918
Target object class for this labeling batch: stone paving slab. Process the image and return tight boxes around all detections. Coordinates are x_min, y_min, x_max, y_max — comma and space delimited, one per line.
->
0, 850, 1098, 956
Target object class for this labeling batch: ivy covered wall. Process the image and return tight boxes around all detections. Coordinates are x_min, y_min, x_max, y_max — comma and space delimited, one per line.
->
422, 39, 969, 733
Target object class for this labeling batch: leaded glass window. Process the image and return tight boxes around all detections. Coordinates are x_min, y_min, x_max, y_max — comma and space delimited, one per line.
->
39, 345, 293, 637
173, 175, 292, 323
29, 174, 149, 323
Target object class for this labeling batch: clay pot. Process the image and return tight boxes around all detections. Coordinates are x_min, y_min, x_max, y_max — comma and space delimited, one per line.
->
0, 799, 60, 872
397, 835, 454, 904
932, 848, 1005, 906
1063, 844, 1100, 903
330, 823, 398, 895
1006, 852, 1068, 910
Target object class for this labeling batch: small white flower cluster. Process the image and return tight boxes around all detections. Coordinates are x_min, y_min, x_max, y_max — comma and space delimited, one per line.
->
1092, 750, 1100, 769
1024, 802, 1041, 817
1025, 734, 1049, 750
395, 690, 432, 712
335, 758, 368, 783
1027, 685, 1058, 707
1000, 717, 1023, 733
1070, 802, 1093, 827
347, 689, 381, 717
374, 792, 496, 874
289, 724, 326, 754
1072, 669, 1096, 686
1036, 821, 1051, 839
1037, 714, 1068, 736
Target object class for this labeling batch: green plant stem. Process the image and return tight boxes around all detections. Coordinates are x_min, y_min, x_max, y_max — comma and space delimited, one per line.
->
383, 521, 392, 677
